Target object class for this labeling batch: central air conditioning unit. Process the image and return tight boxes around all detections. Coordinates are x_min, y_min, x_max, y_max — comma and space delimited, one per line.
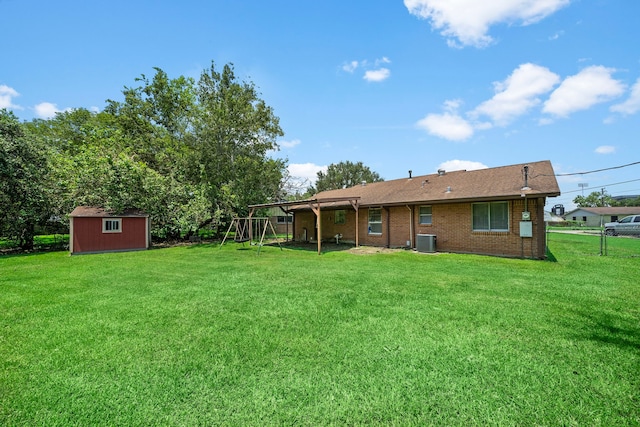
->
416, 234, 436, 253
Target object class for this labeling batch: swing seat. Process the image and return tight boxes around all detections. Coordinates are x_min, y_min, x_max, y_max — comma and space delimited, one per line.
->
234, 236, 250, 243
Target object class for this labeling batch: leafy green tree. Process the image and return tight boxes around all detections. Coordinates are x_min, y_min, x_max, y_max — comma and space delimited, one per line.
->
194, 62, 285, 219
0, 109, 51, 250
611, 195, 640, 207
17, 62, 286, 244
573, 190, 614, 208
104, 68, 197, 174
309, 161, 384, 193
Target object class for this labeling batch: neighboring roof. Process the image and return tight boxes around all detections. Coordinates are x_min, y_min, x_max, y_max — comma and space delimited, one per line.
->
289, 160, 559, 210
611, 195, 640, 201
564, 206, 640, 217
69, 206, 149, 217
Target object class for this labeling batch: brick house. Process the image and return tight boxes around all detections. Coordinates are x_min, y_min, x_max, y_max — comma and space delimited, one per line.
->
264, 207, 293, 236
252, 160, 560, 259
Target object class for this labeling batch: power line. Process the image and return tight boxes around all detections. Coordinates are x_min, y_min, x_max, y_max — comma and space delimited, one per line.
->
561, 178, 640, 194
553, 161, 640, 177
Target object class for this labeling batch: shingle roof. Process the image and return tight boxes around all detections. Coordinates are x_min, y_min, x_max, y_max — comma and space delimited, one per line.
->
69, 206, 148, 217
303, 160, 560, 209
565, 206, 640, 216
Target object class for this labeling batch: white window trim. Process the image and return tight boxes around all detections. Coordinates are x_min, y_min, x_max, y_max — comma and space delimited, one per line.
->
419, 205, 432, 225
102, 218, 122, 233
368, 208, 382, 235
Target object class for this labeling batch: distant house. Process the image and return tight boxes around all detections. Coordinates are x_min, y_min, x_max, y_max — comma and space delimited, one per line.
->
564, 207, 640, 227
69, 207, 150, 255
251, 160, 561, 259
263, 207, 293, 236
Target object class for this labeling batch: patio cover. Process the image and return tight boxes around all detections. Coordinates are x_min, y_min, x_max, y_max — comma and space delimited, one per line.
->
248, 196, 361, 254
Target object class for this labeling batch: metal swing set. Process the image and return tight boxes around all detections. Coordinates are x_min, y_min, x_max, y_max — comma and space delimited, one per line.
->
219, 217, 282, 254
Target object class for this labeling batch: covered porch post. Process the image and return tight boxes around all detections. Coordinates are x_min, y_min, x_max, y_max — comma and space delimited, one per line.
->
308, 201, 322, 255
350, 199, 360, 247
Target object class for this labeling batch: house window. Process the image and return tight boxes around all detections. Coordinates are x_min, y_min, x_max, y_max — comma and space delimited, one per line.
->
276, 216, 292, 224
368, 208, 382, 234
472, 202, 509, 231
419, 206, 432, 225
334, 210, 346, 225
103, 218, 122, 233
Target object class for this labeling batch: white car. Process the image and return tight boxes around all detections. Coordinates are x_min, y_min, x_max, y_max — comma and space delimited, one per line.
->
604, 215, 640, 236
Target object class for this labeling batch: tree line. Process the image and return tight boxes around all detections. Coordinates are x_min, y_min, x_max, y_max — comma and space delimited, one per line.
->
1, 61, 386, 251
1, 62, 285, 250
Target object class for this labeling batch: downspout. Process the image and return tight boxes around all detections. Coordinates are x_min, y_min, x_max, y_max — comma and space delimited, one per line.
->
406, 205, 413, 249
384, 206, 390, 248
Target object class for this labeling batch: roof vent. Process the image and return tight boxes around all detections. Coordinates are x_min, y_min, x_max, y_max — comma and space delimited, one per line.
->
361, 181, 366, 186
445, 186, 452, 193
408, 170, 412, 179
438, 169, 445, 176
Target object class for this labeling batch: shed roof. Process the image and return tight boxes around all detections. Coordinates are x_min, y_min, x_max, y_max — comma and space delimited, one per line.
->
69, 206, 149, 218
292, 160, 559, 210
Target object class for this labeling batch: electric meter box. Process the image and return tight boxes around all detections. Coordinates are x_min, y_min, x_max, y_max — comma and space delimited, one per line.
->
520, 221, 533, 237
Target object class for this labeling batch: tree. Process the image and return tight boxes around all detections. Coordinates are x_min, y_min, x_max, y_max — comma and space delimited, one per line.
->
0, 109, 51, 250
573, 190, 614, 208
194, 62, 285, 219
278, 169, 313, 201
14, 62, 286, 244
309, 161, 384, 193
611, 195, 640, 207
104, 68, 197, 174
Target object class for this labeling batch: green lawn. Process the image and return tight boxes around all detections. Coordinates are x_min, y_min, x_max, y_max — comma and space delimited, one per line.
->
1, 234, 638, 425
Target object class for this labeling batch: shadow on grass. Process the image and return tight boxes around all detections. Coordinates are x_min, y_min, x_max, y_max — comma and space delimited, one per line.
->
546, 247, 558, 262
574, 310, 640, 354
279, 241, 356, 253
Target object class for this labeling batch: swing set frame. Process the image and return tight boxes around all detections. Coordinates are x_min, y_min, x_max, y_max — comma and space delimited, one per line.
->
219, 217, 282, 254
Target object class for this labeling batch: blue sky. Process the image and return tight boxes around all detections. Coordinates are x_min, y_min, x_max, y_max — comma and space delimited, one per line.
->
2, 0, 639, 210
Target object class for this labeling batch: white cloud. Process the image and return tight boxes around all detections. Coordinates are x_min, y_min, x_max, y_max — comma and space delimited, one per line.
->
595, 145, 615, 154
548, 30, 564, 41
279, 139, 301, 149
0, 85, 21, 109
404, 0, 570, 48
342, 61, 359, 73
363, 68, 391, 82
288, 163, 327, 182
472, 63, 560, 125
543, 66, 625, 117
416, 112, 474, 141
437, 159, 488, 172
34, 102, 62, 119
416, 99, 474, 141
610, 77, 640, 116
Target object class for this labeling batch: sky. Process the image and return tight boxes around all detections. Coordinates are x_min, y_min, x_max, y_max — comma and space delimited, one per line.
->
2, 0, 639, 210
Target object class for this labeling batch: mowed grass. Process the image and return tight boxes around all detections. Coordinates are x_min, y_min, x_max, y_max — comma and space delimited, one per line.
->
1, 234, 638, 425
